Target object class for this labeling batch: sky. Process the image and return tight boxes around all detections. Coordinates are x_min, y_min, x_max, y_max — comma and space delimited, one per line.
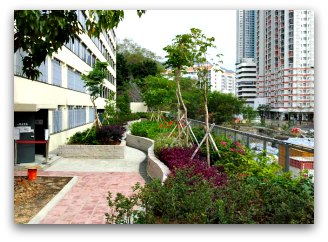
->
115, 10, 237, 71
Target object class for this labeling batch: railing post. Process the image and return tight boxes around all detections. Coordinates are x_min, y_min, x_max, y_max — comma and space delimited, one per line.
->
45, 141, 49, 164
263, 140, 267, 153
246, 135, 250, 148
285, 143, 290, 172
234, 131, 237, 142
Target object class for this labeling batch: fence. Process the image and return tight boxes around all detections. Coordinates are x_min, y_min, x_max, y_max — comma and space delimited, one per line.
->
188, 119, 314, 172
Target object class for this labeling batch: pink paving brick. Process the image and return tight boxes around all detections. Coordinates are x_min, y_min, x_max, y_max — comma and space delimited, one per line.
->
19, 171, 146, 224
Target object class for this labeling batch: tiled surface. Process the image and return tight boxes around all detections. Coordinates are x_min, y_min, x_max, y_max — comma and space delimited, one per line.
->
14, 171, 146, 224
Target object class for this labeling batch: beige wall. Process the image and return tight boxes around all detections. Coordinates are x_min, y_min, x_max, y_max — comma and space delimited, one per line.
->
130, 102, 148, 113
49, 123, 93, 152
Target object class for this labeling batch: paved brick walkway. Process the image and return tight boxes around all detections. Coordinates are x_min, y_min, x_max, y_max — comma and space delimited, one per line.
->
15, 170, 146, 224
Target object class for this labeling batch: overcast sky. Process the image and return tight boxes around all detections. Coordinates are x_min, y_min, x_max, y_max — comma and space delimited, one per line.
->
115, 10, 237, 71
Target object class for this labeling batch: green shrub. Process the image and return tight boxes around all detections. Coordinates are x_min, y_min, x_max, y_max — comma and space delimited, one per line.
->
130, 120, 173, 139
106, 168, 221, 224
96, 125, 125, 144
215, 174, 314, 224
67, 127, 99, 145
212, 137, 282, 177
191, 127, 205, 143
153, 136, 176, 156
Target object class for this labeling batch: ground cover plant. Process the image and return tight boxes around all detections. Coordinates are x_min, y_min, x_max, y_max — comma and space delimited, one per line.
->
106, 120, 314, 224
67, 125, 125, 145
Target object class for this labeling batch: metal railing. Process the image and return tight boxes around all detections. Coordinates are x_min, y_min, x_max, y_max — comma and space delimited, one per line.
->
188, 119, 314, 172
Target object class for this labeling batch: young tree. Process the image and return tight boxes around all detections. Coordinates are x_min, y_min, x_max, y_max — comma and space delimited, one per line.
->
163, 33, 195, 144
257, 104, 272, 125
241, 105, 257, 123
14, 10, 145, 80
141, 76, 176, 120
189, 28, 222, 165
82, 61, 109, 130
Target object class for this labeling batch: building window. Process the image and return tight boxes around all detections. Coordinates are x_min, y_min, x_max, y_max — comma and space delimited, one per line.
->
52, 58, 62, 86
77, 10, 87, 30
86, 49, 91, 66
67, 66, 86, 92
89, 107, 96, 123
38, 59, 48, 83
68, 106, 86, 129
52, 109, 63, 133
14, 49, 27, 77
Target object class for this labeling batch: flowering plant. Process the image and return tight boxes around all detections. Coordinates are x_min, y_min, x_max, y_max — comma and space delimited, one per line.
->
291, 127, 301, 134
214, 137, 281, 177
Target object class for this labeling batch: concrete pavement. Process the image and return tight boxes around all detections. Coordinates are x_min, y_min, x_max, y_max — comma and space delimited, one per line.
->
14, 146, 150, 224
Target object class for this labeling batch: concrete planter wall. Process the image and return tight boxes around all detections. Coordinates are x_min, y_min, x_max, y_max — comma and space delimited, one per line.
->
58, 140, 126, 159
126, 134, 170, 182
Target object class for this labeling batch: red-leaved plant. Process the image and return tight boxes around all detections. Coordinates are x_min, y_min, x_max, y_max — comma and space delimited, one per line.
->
158, 146, 227, 187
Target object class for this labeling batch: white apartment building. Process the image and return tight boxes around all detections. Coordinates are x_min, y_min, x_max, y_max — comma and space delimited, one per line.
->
235, 58, 257, 107
236, 10, 257, 108
14, 10, 116, 163
211, 68, 236, 94
255, 10, 314, 121
182, 64, 235, 94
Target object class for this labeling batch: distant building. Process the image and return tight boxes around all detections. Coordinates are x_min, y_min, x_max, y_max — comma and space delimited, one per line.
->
235, 58, 257, 107
236, 10, 257, 107
180, 64, 236, 95
236, 10, 256, 63
211, 67, 236, 94
255, 10, 314, 121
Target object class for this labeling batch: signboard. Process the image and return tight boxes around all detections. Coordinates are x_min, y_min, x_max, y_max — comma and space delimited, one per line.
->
16, 126, 32, 133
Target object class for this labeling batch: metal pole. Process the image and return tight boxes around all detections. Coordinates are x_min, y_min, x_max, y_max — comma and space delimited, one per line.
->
14, 141, 17, 165
246, 135, 250, 148
45, 141, 49, 164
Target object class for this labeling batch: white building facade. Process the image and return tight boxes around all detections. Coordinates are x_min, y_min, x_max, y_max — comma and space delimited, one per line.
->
14, 10, 116, 161
235, 58, 257, 107
236, 10, 257, 107
211, 68, 236, 94
255, 10, 314, 121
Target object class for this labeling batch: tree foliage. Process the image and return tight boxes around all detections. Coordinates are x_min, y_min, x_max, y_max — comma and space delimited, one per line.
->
117, 38, 164, 88
14, 10, 145, 80
118, 38, 161, 61
141, 76, 176, 113
82, 61, 108, 129
207, 92, 245, 124
180, 78, 204, 119
116, 53, 129, 89
163, 30, 196, 144
241, 105, 257, 123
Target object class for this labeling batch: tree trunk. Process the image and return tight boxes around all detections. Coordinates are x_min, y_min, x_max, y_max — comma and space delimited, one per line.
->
175, 68, 189, 146
91, 98, 102, 130
203, 78, 210, 166
175, 87, 181, 141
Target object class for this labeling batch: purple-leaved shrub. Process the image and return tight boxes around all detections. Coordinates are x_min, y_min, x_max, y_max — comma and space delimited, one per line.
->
158, 146, 227, 187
